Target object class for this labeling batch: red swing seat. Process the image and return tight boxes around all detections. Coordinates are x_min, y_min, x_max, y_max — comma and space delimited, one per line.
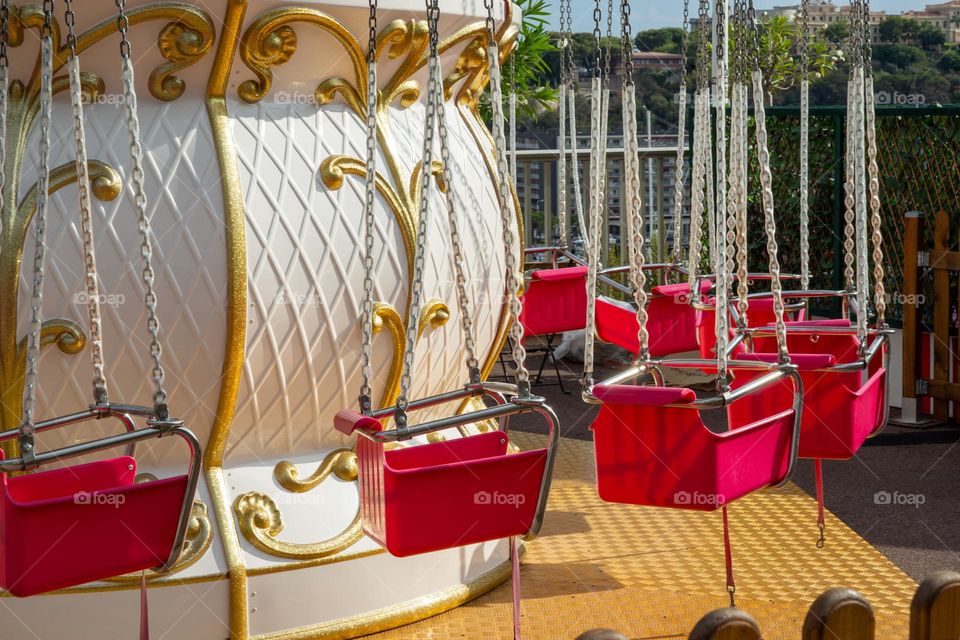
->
519, 266, 588, 337
335, 406, 553, 557
590, 368, 799, 510
596, 280, 711, 357
732, 322, 888, 460
697, 296, 808, 359
0, 454, 190, 597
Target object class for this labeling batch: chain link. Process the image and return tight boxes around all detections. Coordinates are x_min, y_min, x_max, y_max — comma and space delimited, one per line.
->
21, 0, 56, 459
593, 0, 602, 77
117, 0, 170, 416
396, 0, 441, 422
357, 0, 378, 413
799, 0, 811, 289
672, 0, 691, 262
485, 0, 530, 392
0, 0, 8, 67
621, 0, 634, 79
65, 0, 110, 404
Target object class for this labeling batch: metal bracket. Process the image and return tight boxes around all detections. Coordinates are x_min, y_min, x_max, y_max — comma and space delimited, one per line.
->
918, 251, 929, 268
916, 379, 929, 396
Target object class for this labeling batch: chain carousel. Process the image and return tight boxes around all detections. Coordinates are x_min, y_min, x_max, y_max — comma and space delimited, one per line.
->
0, 0, 552, 638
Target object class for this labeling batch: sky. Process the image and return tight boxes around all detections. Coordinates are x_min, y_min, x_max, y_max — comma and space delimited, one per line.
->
553, 0, 940, 31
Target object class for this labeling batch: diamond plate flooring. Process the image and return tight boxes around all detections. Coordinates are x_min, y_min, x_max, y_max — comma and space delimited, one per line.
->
369, 434, 917, 639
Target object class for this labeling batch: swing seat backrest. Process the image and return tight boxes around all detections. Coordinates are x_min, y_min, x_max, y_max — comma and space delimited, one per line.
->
730, 338, 887, 460
336, 410, 549, 557
0, 454, 189, 596
590, 382, 795, 510
697, 298, 809, 359
519, 266, 588, 337
595, 281, 710, 357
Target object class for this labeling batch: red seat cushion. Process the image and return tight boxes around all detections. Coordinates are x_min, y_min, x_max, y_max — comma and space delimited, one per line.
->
738, 352, 838, 370
530, 265, 588, 282
592, 384, 697, 405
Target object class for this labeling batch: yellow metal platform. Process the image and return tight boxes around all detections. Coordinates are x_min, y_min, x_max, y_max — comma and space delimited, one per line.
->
370, 434, 917, 639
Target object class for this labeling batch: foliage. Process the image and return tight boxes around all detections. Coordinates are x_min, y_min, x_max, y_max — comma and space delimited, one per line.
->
755, 17, 842, 103
480, 0, 557, 124
634, 28, 686, 54
822, 20, 851, 44
878, 16, 945, 49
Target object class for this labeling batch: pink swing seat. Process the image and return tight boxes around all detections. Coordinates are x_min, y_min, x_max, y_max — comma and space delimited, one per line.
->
519, 266, 588, 336
732, 321, 888, 460
0, 454, 190, 596
336, 408, 552, 557
590, 366, 800, 510
596, 280, 711, 356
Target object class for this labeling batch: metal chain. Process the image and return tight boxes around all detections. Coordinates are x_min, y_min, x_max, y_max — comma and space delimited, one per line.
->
621, 0, 633, 79
117, 0, 170, 416
65, 0, 109, 405
485, 0, 530, 392
357, 0, 378, 414
696, 0, 710, 90
568, 85, 587, 243
729, 2, 750, 328
799, 0, 811, 289
20, 0, 56, 461
436, 27, 480, 383
623, 83, 649, 361
713, 0, 730, 384
583, 71, 606, 387
604, 0, 614, 81
863, 34, 885, 327
748, 2, 789, 363
396, 0, 441, 422
672, 0, 690, 262
557, 31, 568, 249
593, 0, 603, 77
508, 53, 517, 190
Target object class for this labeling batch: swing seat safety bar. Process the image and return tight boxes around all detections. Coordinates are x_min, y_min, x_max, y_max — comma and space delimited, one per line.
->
334, 383, 560, 556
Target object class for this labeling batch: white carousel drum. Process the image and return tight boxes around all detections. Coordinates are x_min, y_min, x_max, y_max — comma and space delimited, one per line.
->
1, 1, 521, 637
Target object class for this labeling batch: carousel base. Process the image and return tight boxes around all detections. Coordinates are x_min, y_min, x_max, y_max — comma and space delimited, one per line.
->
2, 435, 917, 640
370, 434, 917, 640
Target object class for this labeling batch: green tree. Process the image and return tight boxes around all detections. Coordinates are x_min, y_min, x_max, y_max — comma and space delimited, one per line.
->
483, 0, 557, 123
822, 20, 851, 43
916, 22, 946, 49
634, 27, 685, 53
878, 16, 916, 44
873, 43, 926, 69
756, 16, 841, 103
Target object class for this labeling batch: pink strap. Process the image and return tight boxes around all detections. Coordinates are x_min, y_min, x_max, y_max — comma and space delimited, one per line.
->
140, 571, 149, 640
334, 409, 382, 435
530, 265, 587, 281
722, 507, 735, 607
511, 536, 522, 639
815, 459, 826, 548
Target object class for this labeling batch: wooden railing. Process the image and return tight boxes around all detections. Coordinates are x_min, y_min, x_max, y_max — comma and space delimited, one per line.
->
574, 571, 960, 640
902, 210, 960, 423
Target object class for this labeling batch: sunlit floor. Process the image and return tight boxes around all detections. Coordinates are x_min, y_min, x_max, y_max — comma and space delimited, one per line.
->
370, 434, 917, 639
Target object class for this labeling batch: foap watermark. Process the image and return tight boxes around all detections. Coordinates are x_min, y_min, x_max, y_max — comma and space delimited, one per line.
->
80, 92, 129, 107
876, 90, 925, 106
272, 90, 319, 106
674, 491, 726, 507
274, 290, 322, 306
73, 291, 125, 307
874, 490, 925, 508
74, 491, 126, 508
886, 291, 925, 306
474, 490, 526, 508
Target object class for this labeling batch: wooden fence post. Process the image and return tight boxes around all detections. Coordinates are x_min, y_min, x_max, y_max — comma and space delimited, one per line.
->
688, 608, 761, 640
803, 588, 875, 640
910, 571, 960, 640
902, 211, 925, 424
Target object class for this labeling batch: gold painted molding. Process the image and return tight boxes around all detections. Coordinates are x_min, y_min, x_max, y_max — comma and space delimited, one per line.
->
204, 1, 252, 638
274, 448, 358, 493
249, 547, 523, 640
233, 491, 365, 560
